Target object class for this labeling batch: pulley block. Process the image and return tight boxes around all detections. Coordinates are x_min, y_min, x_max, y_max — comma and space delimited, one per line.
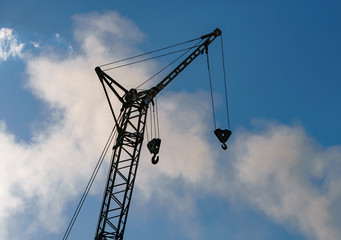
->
147, 138, 161, 164
214, 128, 232, 150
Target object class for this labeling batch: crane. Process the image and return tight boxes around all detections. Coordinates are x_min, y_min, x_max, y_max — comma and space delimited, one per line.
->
93, 28, 230, 240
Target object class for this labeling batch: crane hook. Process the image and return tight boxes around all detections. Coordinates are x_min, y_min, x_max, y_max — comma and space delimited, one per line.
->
147, 138, 161, 165
221, 142, 227, 150
214, 128, 231, 150
151, 154, 159, 164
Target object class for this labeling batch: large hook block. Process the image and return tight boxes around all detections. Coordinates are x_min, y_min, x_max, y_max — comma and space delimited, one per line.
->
214, 128, 232, 150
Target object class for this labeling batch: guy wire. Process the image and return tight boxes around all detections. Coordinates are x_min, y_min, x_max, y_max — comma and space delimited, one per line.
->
98, 37, 201, 68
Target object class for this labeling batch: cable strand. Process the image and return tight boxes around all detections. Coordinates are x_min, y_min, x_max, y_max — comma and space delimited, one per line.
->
61, 126, 116, 240
136, 39, 203, 89
220, 35, 231, 130
155, 97, 160, 138
98, 37, 201, 68
206, 50, 217, 130
102, 46, 197, 72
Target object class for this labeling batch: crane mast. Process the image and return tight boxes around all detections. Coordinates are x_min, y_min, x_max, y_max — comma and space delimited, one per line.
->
94, 28, 222, 240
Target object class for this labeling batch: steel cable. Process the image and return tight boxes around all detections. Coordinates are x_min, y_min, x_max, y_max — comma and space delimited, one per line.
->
155, 97, 160, 138
61, 125, 117, 240
136, 39, 203, 89
102, 46, 198, 72
220, 34, 231, 130
98, 37, 201, 68
206, 50, 217, 130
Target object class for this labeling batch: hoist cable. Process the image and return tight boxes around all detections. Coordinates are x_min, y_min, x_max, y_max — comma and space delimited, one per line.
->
102, 46, 198, 72
136, 39, 203, 89
145, 113, 150, 143
220, 35, 231, 130
152, 101, 158, 138
152, 104, 156, 138
61, 125, 117, 240
206, 50, 217, 130
155, 97, 160, 138
149, 104, 154, 139
98, 37, 201, 68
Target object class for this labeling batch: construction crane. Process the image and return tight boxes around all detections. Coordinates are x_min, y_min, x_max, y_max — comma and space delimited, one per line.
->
93, 28, 231, 240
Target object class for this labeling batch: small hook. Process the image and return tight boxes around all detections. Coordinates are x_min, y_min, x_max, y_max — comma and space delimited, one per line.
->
221, 143, 227, 150
151, 154, 159, 165
148, 138, 161, 165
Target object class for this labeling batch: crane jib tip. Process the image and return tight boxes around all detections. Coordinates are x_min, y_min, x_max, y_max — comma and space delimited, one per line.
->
201, 28, 222, 39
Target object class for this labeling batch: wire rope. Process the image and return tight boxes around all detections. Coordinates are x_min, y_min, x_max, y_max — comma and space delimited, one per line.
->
220, 35, 231, 130
149, 104, 154, 139
102, 46, 197, 72
152, 101, 158, 138
145, 113, 150, 143
61, 125, 117, 240
98, 37, 201, 68
136, 39, 203, 89
155, 97, 160, 138
206, 50, 217, 130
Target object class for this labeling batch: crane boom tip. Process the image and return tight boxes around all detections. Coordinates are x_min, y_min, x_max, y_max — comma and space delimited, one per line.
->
214, 28, 222, 36
201, 28, 222, 39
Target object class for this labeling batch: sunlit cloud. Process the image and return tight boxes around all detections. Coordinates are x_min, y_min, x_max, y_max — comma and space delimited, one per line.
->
30, 41, 40, 48
0, 11, 149, 239
136, 119, 341, 240
227, 121, 341, 240
1, 11, 341, 240
0, 27, 25, 61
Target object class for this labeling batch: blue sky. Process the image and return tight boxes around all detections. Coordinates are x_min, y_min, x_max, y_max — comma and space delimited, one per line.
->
1, 1, 341, 240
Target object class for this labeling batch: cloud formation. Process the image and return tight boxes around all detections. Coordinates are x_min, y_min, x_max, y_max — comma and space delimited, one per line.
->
137, 115, 341, 240
228, 121, 341, 240
0, 11, 149, 239
0, 28, 24, 62
1, 11, 341, 240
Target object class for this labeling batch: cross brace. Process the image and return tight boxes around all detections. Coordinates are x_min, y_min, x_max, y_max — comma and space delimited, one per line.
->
94, 99, 148, 240
94, 28, 222, 240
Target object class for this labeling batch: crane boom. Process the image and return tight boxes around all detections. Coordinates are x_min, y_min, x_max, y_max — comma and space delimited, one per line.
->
94, 28, 221, 240
141, 28, 221, 106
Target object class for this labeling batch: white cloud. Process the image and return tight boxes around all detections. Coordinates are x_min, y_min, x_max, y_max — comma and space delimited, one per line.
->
0, 28, 25, 61
136, 118, 341, 239
227, 120, 341, 240
30, 41, 40, 48
1, 11, 341, 240
0, 11, 150, 239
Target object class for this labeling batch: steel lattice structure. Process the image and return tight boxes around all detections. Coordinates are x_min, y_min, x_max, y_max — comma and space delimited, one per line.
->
94, 89, 148, 240
94, 28, 223, 240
